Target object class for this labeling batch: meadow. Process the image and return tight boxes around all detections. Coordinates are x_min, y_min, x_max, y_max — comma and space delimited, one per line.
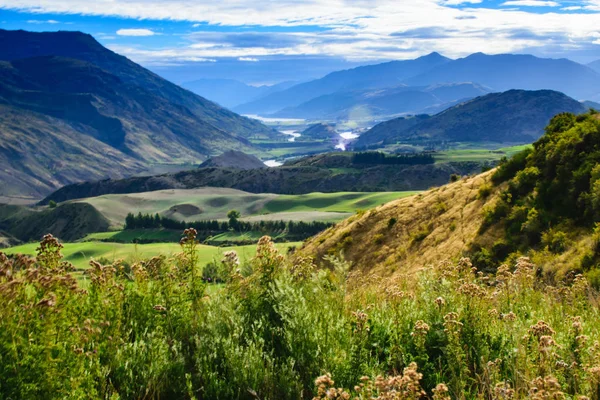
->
2, 240, 300, 270
2, 232, 599, 399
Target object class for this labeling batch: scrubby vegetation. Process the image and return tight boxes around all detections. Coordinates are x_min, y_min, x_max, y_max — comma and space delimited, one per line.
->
479, 111, 600, 273
3, 232, 600, 399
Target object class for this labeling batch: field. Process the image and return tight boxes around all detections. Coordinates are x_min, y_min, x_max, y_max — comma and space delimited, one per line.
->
3, 240, 301, 270
433, 143, 533, 163
74, 188, 419, 227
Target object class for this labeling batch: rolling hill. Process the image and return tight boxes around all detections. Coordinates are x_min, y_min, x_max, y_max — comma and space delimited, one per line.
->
0, 30, 278, 198
41, 154, 482, 204
233, 52, 451, 115
356, 90, 587, 147
406, 53, 600, 100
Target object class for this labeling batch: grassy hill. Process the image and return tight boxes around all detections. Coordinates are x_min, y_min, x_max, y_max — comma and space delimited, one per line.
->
198, 150, 266, 170
300, 111, 600, 285
42, 158, 482, 204
0, 202, 109, 244
73, 188, 417, 228
356, 90, 587, 148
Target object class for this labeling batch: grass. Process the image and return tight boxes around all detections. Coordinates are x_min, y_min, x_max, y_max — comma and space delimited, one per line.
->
75, 189, 419, 227
433, 144, 534, 163
3, 240, 301, 270
260, 191, 419, 214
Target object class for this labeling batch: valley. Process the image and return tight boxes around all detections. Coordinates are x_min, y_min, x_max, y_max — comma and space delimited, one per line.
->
1, 18, 600, 399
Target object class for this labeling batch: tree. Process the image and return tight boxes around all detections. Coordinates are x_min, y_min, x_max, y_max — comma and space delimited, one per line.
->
227, 210, 241, 230
48, 200, 57, 209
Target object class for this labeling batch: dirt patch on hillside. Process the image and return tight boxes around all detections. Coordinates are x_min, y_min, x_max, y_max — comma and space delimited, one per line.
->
166, 204, 203, 217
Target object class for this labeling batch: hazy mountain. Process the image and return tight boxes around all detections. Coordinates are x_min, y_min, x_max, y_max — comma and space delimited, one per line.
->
589, 60, 600, 73
0, 30, 278, 198
182, 78, 297, 108
300, 123, 338, 140
272, 83, 490, 120
358, 90, 587, 147
406, 53, 600, 100
583, 100, 600, 110
0, 29, 276, 140
199, 150, 266, 170
233, 52, 451, 115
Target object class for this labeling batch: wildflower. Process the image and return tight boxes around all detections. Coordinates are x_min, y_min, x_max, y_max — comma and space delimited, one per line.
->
434, 296, 446, 307
153, 304, 167, 312
494, 382, 515, 399
432, 383, 450, 400
529, 321, 556, 338
501, 312, 517, 322
411, 320, 430, 337
528, 376, 565, 400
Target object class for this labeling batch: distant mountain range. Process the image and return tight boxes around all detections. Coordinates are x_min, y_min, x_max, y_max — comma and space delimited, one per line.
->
0, 29, 276, 198
233, 53, 451, 115
182, 78, 297, 108
355, 90, 588, 148
229, 52, 600, 119
271, 82, 491, 120
588, 60, 600, 73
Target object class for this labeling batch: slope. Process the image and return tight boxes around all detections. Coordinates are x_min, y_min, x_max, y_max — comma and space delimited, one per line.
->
234, 52, 451, 115
406, 53, 600, 100
0, 56, 263, 197
589, 59, 600, 74
299, 111, 600, 284
0, 29, 276, 140
198, 150, 266, 170
357, 90, 587, 147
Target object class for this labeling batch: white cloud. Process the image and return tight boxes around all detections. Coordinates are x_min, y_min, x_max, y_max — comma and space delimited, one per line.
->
27, 19, 59, 23
238, 57, 259, 62
501, 1, 560, 6
116, 28, 155, 36
444, 0, 482, 4
3, 0, 600, 65
561, 6, 582, 10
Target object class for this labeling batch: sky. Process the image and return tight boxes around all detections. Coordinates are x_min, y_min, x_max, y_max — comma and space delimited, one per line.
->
1, 0, 599, 85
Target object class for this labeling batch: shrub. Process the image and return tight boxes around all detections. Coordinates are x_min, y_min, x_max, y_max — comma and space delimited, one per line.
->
387, 217, 397, 229
541, 229, 570, 254
477, 183, 493, 199
48, 200, 57, 209
372, 233, 385, 245
449, 174, 460, 183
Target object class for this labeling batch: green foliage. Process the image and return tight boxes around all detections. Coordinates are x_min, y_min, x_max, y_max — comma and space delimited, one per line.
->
477, 182, 493, 199
387, 217, 397, 229
449, 173, 461, 183
481, 112, 600, 262
48, 200, 57, 209
3, 237, 600, 398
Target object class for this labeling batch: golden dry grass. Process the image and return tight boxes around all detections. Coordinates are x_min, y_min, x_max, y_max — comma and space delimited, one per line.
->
299, 171, 503, 283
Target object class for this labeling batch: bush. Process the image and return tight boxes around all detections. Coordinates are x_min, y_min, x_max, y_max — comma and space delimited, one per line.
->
387, 217, 397, 229
541, 229, 570, 254
477, 183, 493, 199
449, 174, 460, 183
48, 200, 57, 209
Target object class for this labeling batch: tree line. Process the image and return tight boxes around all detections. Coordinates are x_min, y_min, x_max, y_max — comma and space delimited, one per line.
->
351, 151, 435, 165
124, 212, 334, 238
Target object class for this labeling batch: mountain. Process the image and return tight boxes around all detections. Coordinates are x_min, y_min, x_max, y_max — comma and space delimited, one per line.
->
406, 53, 600, 100
356, 90, 587, 147
182, 79, 297, 108
0, 30, 276, 140
0, 30, 278, 198
233, 52, 451, 115
199, 150, 266, 170
589, 59, 600, 73
272, 83, 490, 120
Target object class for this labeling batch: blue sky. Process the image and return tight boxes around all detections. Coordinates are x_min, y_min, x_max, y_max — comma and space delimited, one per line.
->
1, 1, 599, 84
